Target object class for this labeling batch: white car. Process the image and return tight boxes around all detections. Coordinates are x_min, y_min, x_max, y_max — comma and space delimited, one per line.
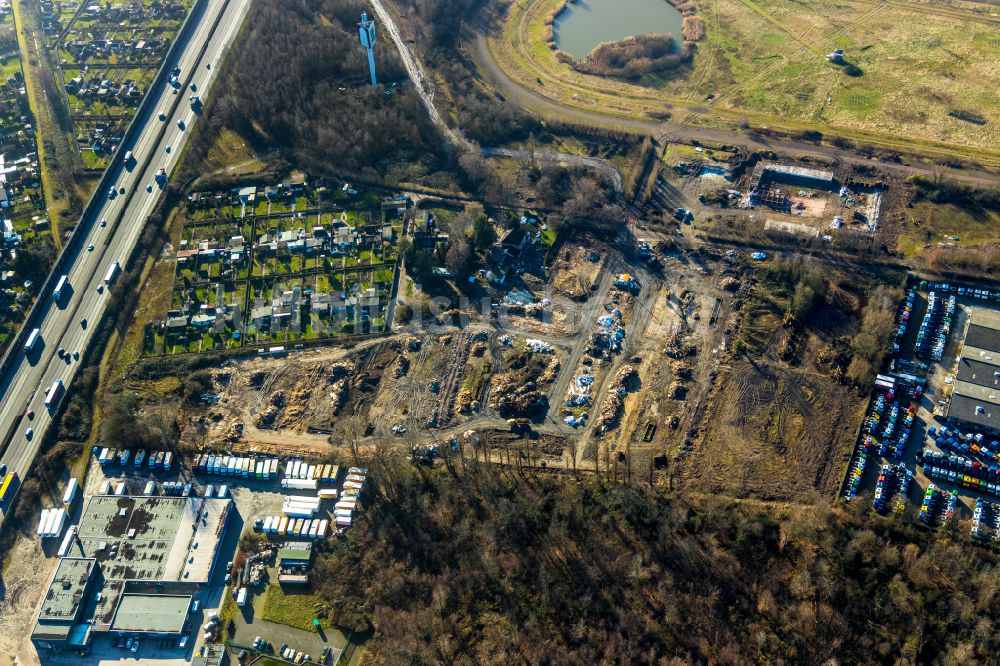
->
87, 244, 94, 251
25, 427, 33, 439
99, 218, 107, 227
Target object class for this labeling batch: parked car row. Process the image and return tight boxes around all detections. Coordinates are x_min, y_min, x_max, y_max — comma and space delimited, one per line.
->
972, 500, 1000, 542
915, 290, 955, 361
890, 287, 917, 356
873, 464, 912, 514
918, 484, 957, 526
928, 426, 1000, 464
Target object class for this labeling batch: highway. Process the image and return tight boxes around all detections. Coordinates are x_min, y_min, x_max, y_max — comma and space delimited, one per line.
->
0, 0, 251, 516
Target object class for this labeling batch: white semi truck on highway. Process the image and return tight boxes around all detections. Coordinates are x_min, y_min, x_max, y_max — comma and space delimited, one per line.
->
104, 260, 120, 285
52, 275, 69, 301
43, 379, 64, 410
24, 328, 41, 353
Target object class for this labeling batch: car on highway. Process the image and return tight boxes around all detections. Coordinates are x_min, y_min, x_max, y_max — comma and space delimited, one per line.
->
100, 218, 107, 227
131, 640, 139, 654
26, 410, 33, 420
190, 82, 197, 91
25, 427, 33, 440
177, 119, 185, 130
57, 347, 65, 358
0, 464, 6, 477
97, 285, 104, 294
206, 63, 211, 69
119, 186, 125, 195
87, 244, 94, 251
81, 319, 87, 328
166, 145, 172, 153
72, 351, 80, 360
146, 184, 153, 193
107, 186, 116, 200
159, 109, 166, 120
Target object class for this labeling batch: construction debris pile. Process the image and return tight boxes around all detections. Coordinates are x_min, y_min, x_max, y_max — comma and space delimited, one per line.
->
595, 365, 638, 433
489, 372, 548, 418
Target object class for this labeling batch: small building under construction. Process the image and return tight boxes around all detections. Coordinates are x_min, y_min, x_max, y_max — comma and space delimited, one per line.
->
747, 163, 837, 209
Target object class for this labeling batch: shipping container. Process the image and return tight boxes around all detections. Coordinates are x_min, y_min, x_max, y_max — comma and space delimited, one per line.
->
309, 521, 320, 539
115, 483, 126, 496
290, 461, 301, 479
278, 516, 289, 534
205, 484, 215, 498
62, 478, 79, 506
318, 489, 338, 500
143, 480, 156, 496
98, 481, 111, 495
334, 508, 353, 518
299, 521, 311, 537
120, 449, 131, 466
335, 515, 352, 527
317, 519, 329, 538
269, 459, 278, 479
218, 485, 228, 498
307, 465, 317, 480
163, 452, 173, 471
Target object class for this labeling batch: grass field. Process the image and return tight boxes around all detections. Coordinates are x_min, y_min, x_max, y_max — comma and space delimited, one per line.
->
260, 584, 328, 632
489, 0, 1000, 159
896, 202, 1000, 258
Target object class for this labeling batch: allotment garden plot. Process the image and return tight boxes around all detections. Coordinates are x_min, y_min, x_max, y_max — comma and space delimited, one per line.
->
147, 186, 402, 355
41, 0, 192, 170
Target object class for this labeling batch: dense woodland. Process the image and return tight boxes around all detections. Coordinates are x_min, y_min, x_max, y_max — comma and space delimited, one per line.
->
313, 458, 999, 664
188, 0, 454, 186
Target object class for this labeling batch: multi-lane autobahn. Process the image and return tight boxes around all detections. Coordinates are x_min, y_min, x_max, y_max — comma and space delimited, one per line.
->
0, 0, 250, 520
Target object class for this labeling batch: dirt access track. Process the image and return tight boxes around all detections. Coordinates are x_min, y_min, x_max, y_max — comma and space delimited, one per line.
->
465, 2, 1000, 179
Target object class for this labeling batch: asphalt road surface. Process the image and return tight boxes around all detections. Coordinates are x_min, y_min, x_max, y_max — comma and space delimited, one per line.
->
0, 0, 251, 521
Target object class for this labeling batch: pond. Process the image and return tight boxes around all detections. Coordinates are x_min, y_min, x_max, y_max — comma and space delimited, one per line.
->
553, 0, 684, 60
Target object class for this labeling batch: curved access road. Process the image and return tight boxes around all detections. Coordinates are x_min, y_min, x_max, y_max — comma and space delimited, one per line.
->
467, 23, 1000, 188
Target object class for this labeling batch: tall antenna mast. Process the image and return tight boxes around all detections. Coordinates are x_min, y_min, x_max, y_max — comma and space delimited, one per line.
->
358, 12, 378, 87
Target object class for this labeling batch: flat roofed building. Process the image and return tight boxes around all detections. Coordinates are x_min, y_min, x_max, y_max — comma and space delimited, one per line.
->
32, 557, 98, 649
947, 306, 1000, 432
34, 495, 232, 652
111, 593, 191, 634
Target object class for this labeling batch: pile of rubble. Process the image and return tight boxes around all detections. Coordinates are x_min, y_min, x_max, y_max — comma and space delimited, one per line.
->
594, 365, 638, 433
490, 373, 548, 418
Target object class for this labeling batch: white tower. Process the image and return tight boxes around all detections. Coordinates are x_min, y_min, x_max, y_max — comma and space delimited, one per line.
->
358, 12, 377, 87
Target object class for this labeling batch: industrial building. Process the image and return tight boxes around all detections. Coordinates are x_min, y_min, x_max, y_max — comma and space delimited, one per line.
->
277, 541, 313, 585
947, 307, 1000, 432
32, 494, 233, 651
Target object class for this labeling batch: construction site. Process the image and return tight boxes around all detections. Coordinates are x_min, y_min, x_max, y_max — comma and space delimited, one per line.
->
128, 229, 874, 503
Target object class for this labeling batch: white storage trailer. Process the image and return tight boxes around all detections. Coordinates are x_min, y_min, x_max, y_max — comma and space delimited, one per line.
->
62, 478, 79, 506
48, 509, 67, 539
36, 509, 50, 536
53, 274, 69, 301
281, 478, 318, 490
57, 526, 77, 557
